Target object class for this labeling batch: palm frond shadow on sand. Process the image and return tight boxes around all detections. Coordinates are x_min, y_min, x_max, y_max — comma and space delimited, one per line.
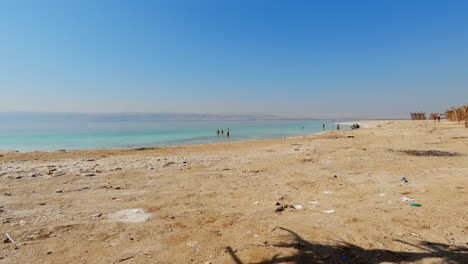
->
226, 227, 467, 264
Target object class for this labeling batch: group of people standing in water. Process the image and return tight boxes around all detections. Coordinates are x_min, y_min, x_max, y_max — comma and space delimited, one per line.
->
217, 123, 351, 139
216, 128, 230, 138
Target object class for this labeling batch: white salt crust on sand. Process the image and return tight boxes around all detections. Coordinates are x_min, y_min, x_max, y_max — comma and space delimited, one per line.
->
107, 208, 151, 223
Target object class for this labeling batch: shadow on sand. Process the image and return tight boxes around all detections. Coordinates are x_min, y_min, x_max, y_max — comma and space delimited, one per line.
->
226, 227, 467, 264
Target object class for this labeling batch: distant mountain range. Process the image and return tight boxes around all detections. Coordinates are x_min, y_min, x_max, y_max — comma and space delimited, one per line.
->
0, 112, 407, 121
0, 112, 281, 122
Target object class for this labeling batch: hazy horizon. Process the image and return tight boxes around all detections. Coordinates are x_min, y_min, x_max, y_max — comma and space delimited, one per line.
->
1, 1, 467, 117
0, 111, 409, 120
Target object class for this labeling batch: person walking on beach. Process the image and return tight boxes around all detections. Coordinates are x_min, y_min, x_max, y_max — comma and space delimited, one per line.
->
322, 123, 325, 131
226, 128, 230, 139
337, 124, 340, 130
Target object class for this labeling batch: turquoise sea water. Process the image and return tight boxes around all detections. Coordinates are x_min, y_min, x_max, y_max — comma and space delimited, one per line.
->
0, 118, 348, 152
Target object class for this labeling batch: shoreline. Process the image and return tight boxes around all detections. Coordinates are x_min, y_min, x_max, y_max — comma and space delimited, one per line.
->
0, 123, 356, 154
1, 119, 467, 263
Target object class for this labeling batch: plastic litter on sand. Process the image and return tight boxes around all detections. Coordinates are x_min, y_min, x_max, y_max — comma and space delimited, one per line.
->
294, 205, 303, 209
252, 201, 260, 205
324, 191, 333, 194
379, 193, 386, 197
410, 202, 422, 206
308, 201, 319, 204
187, 241, 197, 247
322, 210, 335, 214
401, 197, 415, 202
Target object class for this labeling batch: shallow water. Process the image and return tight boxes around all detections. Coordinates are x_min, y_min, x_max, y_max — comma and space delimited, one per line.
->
0, 117, 348, 151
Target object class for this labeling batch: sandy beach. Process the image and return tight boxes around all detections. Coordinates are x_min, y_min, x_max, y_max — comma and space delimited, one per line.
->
0, 120, 467, 264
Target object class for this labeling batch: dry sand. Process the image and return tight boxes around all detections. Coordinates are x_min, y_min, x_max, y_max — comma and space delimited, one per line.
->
0, 120, 467, 264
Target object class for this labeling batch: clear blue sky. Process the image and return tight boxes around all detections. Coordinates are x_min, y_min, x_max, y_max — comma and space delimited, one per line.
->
0, 0, 467, 118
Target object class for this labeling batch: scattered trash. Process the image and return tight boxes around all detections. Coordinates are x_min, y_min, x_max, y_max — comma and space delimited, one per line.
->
322, 210, 335, 214
4, 233, 17, 249
194, 247, 200, 252
308, 201, 319, 204
232, 206, 236, 208
294, 205, 303, 209
4, 233, 14, 243
379, 193, 386, 197
401, 177, 408, 183
324, 191, 333, 194
117, 256, 134, 262
410, 232, 420, 237
410, 202, 422, 206
252, 201, 260, 205
187, 241, 197, 247
401, 197, 415, 202
341, 256, 348, 260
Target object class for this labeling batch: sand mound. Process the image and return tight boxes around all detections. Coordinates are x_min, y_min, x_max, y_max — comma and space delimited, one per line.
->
107, 208, 151, 223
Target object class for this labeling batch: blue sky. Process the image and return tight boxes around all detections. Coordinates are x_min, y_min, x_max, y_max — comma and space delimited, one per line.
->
0, 0, 467, 118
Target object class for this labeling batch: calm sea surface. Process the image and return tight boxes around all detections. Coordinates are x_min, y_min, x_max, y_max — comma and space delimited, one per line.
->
0, 119, 349, 152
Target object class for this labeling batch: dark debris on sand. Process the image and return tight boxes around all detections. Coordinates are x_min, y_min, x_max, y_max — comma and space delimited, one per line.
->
401, 150, 460, 157
388, 149, 461, 157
